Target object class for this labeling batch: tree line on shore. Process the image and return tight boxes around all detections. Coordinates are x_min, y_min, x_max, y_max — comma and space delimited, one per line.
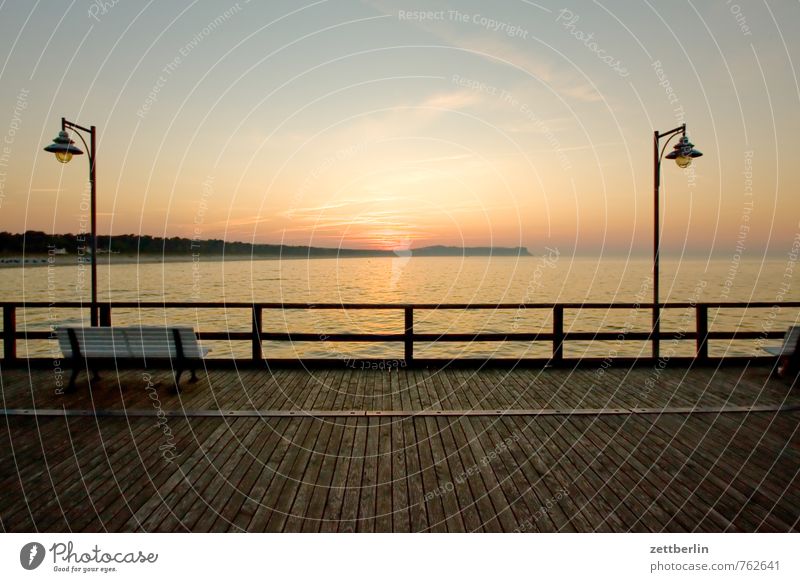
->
0, 231, 530, 257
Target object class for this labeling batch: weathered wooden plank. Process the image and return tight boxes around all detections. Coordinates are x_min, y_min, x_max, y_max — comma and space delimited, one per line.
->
540, 415, 639, 532
355, 417, 380, 532
253, 372, 341, 530
670, 414, 800, 514
428, 371, 484, 532
415, 369, 467, 532
477, 415, 571, 533
472, 414, 559, 533
573, 415, 683, 532
134, 417, 254, 531
53, 417, 173, 531
294, 367, 352, 532
279, 372, 343, 532
184, 418, 272, 532
213, 418, 295, 532
195, 369, 324, 531
374, 416, 394, 532
400, 415, 429, 532
317, 417, 357, 532
2, 417, 96, 531
263, 417, 331, 532
336, 414, 368, 532
388, 406, 411, 532
1, 366, 797, 534
432, 417, 483, 532
295, 415, 348, 533
424, 416, 465, 532
594, 415, 739, 532
645, 413, 798, 531
451, 368, 549, 532
582, 414, 706, 533
633, 414, 784, 532
504, 414, 593, 532
102, 417, 230, 531
440, 369, 535, 531
243, 376, 334, 532
9, 410, 175, 529
127, 369, 274, 531
409, 370, 447, 532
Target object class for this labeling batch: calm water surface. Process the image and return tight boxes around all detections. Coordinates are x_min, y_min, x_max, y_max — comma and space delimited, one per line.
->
5, 256, 798, 359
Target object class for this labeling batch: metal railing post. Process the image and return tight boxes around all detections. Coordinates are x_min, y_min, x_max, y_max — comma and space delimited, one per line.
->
696, 304, 709, 361
99, 304, 111, 327
252, 306, 263, 361
3, 305, 16, 361
404, 306, 414, 365
553, 305, 564, 362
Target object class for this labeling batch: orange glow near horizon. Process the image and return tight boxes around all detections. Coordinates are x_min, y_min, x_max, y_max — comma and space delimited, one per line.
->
0, 2, 798, 256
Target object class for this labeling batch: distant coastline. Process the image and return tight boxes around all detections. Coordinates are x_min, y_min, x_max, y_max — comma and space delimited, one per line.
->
0, 231, 531, 268
0, 231, 529, 255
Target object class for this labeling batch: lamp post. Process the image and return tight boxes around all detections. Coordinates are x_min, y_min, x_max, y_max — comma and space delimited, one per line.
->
652, 123, 702, 359
44, 118, 98, 326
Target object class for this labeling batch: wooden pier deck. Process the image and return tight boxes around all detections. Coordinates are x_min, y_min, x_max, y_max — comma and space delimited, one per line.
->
1, 365, 797, 532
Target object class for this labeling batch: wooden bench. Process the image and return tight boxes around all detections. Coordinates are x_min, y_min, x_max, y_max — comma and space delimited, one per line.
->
55, 326, 209, 392
763, 326, 800, 377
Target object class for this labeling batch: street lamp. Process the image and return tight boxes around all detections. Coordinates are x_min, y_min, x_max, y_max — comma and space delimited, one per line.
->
44, 118, 99, 326
652, 124, 702, 360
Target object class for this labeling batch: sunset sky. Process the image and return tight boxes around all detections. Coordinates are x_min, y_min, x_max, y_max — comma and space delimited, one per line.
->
0, 0, 798, 256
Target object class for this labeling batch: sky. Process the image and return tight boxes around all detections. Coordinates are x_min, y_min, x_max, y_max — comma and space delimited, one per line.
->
0, 0, 798, 257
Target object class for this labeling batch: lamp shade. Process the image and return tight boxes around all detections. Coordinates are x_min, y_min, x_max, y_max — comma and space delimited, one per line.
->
665, 135, 702, 168
44, 130, 84, 164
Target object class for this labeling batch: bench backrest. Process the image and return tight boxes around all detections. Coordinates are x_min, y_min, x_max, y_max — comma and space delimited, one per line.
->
55, 327, 206, 359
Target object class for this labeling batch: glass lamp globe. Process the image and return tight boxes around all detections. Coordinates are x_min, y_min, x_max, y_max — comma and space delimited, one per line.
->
55, 151, 73, 164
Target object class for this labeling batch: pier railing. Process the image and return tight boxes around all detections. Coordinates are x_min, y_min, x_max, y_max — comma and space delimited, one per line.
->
1, 301, 798, 366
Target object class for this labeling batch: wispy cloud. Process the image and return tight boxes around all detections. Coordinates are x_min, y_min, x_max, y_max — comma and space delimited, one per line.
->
365, 0, 602, 103
421, 90, 485, 109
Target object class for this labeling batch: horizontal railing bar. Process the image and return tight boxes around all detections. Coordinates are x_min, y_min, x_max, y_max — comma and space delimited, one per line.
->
11, 330, 788, 342
567, 332, 654, 341
196, 332, 252, 341
259, 333, 553, 342
261, 333, 406, 342
3, 301, 800, 309
705, 330, 784, 340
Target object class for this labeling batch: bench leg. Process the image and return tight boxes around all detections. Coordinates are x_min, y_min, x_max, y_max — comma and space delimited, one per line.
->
189, 369, 198, 383
67, 368, 80, 393
173, 369, 184, 393
91, 369, 101, 381
777, 356, 794, 378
